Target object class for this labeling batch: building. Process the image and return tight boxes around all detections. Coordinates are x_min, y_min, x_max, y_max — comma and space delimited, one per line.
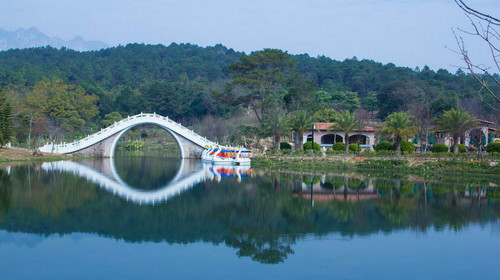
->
434, 119, 497, 147
303, 123, 376, 149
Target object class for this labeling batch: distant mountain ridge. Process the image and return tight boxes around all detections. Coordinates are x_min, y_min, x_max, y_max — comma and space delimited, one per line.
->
0, 27, 108, 51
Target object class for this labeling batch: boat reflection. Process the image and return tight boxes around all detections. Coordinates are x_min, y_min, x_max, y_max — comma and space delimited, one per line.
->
204, 164, 254, 182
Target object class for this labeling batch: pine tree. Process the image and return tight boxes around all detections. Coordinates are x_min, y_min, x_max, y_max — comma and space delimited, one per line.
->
0, 102, 13, 148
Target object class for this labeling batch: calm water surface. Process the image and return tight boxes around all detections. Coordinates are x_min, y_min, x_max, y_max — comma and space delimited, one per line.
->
0, 152, 499, 279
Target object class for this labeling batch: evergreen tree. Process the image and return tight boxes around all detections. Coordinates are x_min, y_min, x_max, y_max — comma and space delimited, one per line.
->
0, 102, 13, 148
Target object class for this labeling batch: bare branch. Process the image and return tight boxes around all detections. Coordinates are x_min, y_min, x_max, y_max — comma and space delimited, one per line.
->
455, 0, 500, 26
452, 2, 500, 112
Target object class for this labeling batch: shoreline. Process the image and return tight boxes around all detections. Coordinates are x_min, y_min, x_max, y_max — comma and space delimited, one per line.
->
251, 154, 500, 184
0, 147, 73, 162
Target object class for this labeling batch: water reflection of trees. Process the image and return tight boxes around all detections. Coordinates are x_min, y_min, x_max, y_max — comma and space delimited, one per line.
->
0, 164, 499, 264
0, 169, 12, 222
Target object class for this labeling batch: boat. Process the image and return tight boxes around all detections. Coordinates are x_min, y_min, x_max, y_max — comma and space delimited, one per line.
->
233, 149, 251, 166
211, 148, 237, 165
202, 146, 252, 165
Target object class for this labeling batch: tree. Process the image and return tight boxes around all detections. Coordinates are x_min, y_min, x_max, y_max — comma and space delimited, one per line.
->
435, 108, 479, 153
329, 110, 361, 152
453, 0, 500, 111
0, 102, 13, 148
101, 112, 123, 127
312, 108, 339, 122
261, 108, 290, 150
289, 111, 313, 150
330, 90, 360, 112
227, 49, 296, 123
378, 112, 418, 157
284, 76, 318, 112
25, 78, 99, 136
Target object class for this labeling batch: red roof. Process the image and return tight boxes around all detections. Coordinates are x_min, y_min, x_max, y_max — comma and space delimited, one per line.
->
314, 123, 376, 132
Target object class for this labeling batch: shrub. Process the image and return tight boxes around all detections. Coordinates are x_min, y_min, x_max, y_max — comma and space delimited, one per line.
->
265, 148, 278, 155
400, 141, 415, 154
374, 142, 395, 152
431, 143, 448, 153
486, 142, 500, 153
332, 142, 346, 151
303, 141, 321, 153
280, 142, 292, 150
280, 149, 291, 155
125, 140, 145, 150
349, 143, 361, 152
457, 144, 467, 153
363, 149, 375, 155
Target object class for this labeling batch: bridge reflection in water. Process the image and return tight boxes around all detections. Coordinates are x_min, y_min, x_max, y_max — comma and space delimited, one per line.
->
41, 159, 252, 205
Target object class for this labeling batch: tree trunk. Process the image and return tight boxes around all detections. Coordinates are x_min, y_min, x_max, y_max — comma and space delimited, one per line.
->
274, 133, 281, 150
28, 115, 33, 150
396, 138, 401, 158
295, 131, 303, 150
453, 135, 459, 153
344, 133, 349, 152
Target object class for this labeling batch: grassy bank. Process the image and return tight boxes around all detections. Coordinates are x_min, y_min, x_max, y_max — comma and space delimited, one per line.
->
252, 154, 500, 182
0, 147, 73, 162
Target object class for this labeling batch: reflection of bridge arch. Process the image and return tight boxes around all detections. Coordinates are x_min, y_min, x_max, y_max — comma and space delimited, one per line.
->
39, 113, 217, 158
41, 159, 206, 204
41, 159, 252, 204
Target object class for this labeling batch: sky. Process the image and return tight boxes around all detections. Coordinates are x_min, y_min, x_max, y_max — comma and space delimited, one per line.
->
1, 0, 499, 72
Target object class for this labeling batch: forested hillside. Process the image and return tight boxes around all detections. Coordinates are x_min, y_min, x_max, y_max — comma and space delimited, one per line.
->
0, 43, 497, 146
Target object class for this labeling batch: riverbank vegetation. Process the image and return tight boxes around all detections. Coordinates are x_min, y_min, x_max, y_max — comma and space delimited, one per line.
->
252, 153, 500, 182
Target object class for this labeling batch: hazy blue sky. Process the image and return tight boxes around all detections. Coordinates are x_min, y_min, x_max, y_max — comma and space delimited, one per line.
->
1, 0, 498, 72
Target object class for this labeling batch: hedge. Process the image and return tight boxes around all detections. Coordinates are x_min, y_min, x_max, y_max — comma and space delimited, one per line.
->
280, 142, 292, 150
332, 142, 346, 151
431, 143, 449, 153
303, 141, 321, 153
374, 142, 395, 152
486, 142, 500, 153
400, 141, 415, 154
349, 143, 361, 152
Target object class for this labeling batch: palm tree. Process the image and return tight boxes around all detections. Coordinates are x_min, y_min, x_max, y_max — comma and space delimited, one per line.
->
329, 110, 360, 152
379, 111, 417, 157
289, 111, 313, 150
262, 108, 290, 150
435, 108, 479, 153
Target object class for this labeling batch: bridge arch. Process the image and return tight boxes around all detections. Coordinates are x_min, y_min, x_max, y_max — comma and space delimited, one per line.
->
109, 122, 185, 158
41, 159, 205, 204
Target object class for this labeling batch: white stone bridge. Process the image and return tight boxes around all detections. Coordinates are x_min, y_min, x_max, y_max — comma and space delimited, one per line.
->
39, 113, 217, 158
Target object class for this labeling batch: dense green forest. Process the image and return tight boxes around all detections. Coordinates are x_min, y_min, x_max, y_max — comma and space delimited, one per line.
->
0, 43, 497, 147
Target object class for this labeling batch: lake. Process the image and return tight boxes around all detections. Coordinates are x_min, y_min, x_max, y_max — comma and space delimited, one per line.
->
0, 152, 499, 279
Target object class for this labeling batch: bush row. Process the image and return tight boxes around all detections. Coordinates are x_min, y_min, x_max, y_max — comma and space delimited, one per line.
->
277, 141, 500, 155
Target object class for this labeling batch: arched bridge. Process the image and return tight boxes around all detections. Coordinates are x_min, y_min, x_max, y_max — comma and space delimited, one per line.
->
39, 113, 217, 158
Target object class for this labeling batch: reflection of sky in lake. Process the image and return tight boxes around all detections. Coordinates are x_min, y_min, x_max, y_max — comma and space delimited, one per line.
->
0, 225, 499, 280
